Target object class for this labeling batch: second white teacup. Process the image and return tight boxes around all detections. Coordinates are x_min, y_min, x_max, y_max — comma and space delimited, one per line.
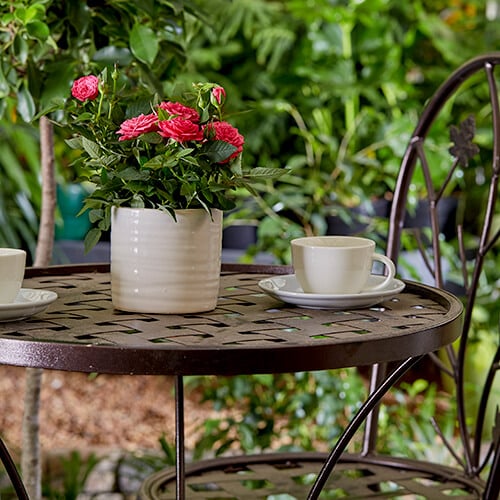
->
291, 236, 396, 295
0, 248, 26, 304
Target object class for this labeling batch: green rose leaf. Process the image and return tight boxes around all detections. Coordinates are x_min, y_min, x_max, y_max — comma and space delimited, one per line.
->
65, 137, 83, 150
130, 23, 159, 65
140, 132, 163, 144
244, 167, 284, 179
204, 141, 237, 163
84, 228, 102, 254
118, 166, 150, 181
143, 156, 164, 170
88, 209, 104, 223
81, 137, 102, 159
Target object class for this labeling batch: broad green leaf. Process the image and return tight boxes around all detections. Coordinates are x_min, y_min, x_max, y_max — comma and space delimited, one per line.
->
25, 4, 46, 22
14, 7, 27, 23
16, 85, 36, 122
26, 20, 50, 40
93, 46, 133, 65
130, 23, 159, 65
11, 127, 40, 179
0, 143, 31, 193
1, 12, 15, 24
35, 96, 66, 119
39, 60, 75, 110
13, 33, 29, 65
15, 191, 38, 232
0, 65, 10, 98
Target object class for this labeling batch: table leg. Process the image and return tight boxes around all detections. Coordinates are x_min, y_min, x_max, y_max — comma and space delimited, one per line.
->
307, 355, 423, 499
175, 375, 185, 500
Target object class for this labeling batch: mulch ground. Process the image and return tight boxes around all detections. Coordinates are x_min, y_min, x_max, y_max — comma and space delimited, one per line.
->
0, 365, 216, 460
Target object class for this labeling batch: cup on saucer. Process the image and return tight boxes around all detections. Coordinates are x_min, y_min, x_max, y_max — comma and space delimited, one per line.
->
0, 248, 26, 303
291, 236, 395, 295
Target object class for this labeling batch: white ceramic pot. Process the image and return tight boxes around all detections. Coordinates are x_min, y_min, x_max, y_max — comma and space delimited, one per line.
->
111, 207, 223, 314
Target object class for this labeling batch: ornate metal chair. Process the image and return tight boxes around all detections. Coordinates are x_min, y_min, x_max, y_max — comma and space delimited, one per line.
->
0, 437, 29, 499
144, 54, 499, 499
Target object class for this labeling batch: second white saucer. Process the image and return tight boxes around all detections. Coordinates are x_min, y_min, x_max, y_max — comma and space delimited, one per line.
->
258, 274, 405, 309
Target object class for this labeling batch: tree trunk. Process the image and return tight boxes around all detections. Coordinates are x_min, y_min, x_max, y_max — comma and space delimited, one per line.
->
33, 115, 56, 268
21, 368, 43, 500
21, 115, 56, 500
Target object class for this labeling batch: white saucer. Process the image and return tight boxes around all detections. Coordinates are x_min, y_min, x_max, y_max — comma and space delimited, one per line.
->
0, 289, 58, 322
258, 274, 405, 310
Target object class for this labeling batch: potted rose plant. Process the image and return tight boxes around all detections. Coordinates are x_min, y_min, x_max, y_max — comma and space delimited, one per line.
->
64, 68, 281, 313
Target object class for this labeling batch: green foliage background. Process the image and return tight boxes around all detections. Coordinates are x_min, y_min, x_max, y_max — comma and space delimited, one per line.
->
1, 0, 498, 477
2, 0, 500, 263
178, 0, 500, 263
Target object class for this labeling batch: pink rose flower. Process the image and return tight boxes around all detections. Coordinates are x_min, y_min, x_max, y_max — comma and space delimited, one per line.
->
159, 102, 200, 122
117, 113, 159, 141
205, 121, 244, 162
158, 117, 204, 142
71, 75, 99, 102
212, 86, 226, 104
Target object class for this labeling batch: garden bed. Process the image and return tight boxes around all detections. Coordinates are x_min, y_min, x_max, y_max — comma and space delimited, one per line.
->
0, 365, 215, 458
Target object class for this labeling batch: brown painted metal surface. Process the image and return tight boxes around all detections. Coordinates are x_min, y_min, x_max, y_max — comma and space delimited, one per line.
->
139, 452, 485, 499
0, 263, 462, 376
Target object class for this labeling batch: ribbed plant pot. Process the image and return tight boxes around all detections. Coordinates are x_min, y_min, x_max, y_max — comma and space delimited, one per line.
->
111, 207, 223, 314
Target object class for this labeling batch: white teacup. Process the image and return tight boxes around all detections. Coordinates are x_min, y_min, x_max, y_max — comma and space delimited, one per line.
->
291, 236, 396, 295
0, 248, 26, 303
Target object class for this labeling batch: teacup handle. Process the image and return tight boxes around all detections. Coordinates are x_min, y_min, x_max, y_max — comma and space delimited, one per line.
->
365, 254, 396, 291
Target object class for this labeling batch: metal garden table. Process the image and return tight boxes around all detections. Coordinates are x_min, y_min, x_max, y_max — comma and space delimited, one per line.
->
0, 263, 463, 499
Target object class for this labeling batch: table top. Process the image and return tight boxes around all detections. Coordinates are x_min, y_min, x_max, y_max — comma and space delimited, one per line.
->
0, 263, 463, 376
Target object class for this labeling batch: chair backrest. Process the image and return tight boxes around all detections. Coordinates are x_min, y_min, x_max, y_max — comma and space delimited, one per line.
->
373, 53, 500, 496
0, 436, 29, 499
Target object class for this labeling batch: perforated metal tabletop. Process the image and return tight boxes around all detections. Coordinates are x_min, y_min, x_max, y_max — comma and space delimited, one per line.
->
0, 263, 463, 376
